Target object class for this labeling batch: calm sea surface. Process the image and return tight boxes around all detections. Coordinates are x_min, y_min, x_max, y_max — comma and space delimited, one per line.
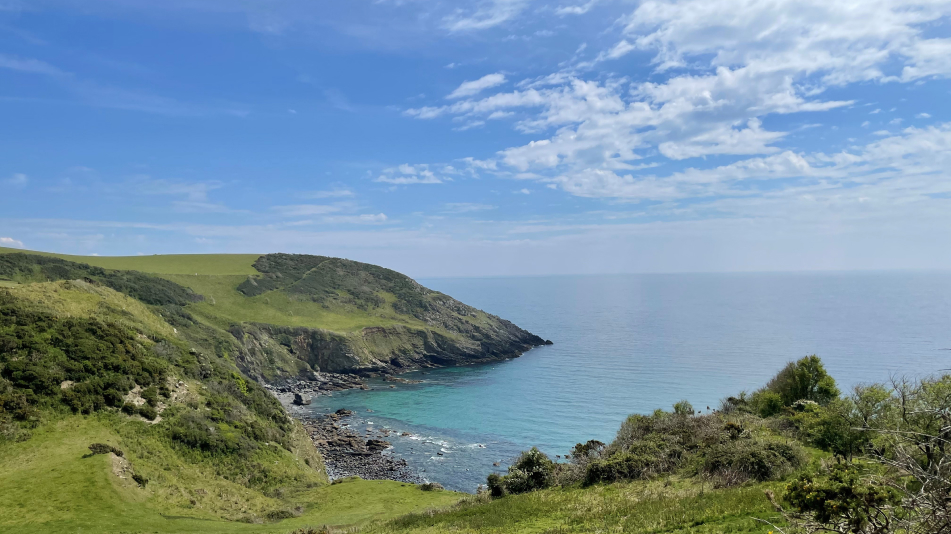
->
302, 272, 951, 491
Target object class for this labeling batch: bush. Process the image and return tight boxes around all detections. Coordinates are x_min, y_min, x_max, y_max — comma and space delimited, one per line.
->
702, 440, 803, 482
419, 482, 444, 491
131, 473, 148, 487
785, 463, 902, 533
765, 355, 839, 407
485, 447, 556, 496
88, 443, 123, 457
673, 400, 694, 416
140, 386, 159, 408
137, 405, 158, 420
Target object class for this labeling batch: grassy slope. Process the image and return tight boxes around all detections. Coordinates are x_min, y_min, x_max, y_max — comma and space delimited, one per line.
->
161, 273, 430, 333
0, 247, 437, 334
0, 416, 459, 534
0, 246, 260, 275
364, 480, 785, 534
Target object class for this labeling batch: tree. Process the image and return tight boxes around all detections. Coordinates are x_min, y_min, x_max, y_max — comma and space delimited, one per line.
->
766, 355, 840, 406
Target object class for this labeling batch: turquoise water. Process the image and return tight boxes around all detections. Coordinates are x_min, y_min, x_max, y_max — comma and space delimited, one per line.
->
306, 272, 951, 491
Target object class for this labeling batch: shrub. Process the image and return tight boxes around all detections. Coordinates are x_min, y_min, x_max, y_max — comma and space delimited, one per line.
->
88, 443, 123, 457
673, 400, 694, 416
703, 440, 803, 482
485, 447, 556, 496
785, 463, 902, 533
765, 355, 840, 407
137, 405, 158, 420
131, 473, 148, 487
140, 386, 159, 408
750, 390, 784, 417
419, 482, 444, 491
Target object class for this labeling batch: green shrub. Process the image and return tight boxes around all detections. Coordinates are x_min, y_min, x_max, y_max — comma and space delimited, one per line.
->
88, 443, 123, 456
702, 440, 803, 481
141, 386, 159, 407
485, 447, 556, 496
137, 405, 158, 420
750, 390, 784, 417
765, 355, 839, 406
785, 463, 902, 533
673, 400, 694, 416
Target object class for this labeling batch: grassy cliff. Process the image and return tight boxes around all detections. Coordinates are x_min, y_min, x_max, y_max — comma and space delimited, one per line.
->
0, 248, 548, 381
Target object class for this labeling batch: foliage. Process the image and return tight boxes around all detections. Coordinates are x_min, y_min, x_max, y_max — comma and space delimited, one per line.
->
785, 463, 903, 533
0, 253, 202, 306
783, 374, 951, 533
237, 254, 435, 320
487, 447, 557, 497
764, 355, 840, 407
673, 399, 695, 416
88, 443, 123, 456
0, 291, 167, 418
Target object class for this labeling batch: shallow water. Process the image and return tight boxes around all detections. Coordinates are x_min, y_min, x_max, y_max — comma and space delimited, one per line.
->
307, 272, 951, 491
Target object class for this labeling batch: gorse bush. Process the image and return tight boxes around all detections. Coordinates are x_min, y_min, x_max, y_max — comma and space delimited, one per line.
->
0, 291, 166, 416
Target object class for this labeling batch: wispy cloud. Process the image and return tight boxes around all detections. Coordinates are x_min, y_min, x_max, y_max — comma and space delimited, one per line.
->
375, 164, 445, 185
447, 73, 507, 99
0, 237, 25, 249
443, 202, 496, 213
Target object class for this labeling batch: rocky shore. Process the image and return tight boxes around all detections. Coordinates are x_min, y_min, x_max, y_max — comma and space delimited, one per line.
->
265, 371, 367, 402
300, 409, 423, 484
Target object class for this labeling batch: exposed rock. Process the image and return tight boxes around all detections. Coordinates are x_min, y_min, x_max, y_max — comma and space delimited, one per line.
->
292, 393, 311, 405
301, 412, 420, 484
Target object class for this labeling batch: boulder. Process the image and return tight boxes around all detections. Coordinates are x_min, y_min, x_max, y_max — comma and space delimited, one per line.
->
292, 393, 311, 405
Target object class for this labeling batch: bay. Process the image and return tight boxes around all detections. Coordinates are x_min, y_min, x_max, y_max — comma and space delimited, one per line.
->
305, 272, 951, 491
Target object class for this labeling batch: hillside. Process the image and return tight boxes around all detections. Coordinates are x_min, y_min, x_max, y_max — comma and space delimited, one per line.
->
0, 248, 549, 382
0, 247, 548, 532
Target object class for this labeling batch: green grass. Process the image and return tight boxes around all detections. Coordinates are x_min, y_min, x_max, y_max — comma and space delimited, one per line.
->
0, 415, 460, 534
161, 273, 434, 333
363, 479, 786, 534
7, 279, 179, 339
0, 246, 261, 275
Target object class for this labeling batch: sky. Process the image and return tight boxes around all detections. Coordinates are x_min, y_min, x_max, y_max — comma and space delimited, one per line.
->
1, 0, 951, 278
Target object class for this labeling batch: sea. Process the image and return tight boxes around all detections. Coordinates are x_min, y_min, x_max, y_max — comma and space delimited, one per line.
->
302, 272, 951, 492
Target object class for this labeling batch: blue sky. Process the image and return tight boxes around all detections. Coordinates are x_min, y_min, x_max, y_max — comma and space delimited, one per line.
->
1, 0, 950, 277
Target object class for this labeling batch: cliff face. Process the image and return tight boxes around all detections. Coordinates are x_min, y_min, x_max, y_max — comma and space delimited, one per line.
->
223, 254, 549, 382
231, 319, 546, 381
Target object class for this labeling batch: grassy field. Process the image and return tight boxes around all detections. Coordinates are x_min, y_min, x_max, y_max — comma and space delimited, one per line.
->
0, 246, 261, 275
0, 416, 460, 534
362, 480, 785, 534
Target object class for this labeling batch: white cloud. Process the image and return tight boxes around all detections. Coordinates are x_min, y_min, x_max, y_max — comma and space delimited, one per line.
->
555, 1, 598, 16
443, 0, 527, 31
917, 113, 932, 119
0, 237, 25, 249
620, 0, 951, 83
376, 164, 446, 184
447, 73, 507, 99
515, 188, 531, 194
271, 204, 345, 217
323, 213, 388, 224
